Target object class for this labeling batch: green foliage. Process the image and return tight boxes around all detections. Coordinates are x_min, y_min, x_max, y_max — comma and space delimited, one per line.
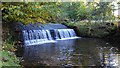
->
2, 2, 51, 24
1, 50, 20, 66
0, 42, 20, 66
2, 2, 116, 24
76, 2, 95, 20
1, 36, 21, 66
2, 2, 76, 24
65, 21, 117, 37
91, 2, 115, 20
2, 2, 43, 24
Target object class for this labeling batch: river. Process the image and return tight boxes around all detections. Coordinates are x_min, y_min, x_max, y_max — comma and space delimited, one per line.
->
21, 38, 120, 67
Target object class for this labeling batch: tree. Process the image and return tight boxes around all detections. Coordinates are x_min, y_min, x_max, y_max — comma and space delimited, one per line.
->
2, 2, 64, 24
91, 2, 115, 21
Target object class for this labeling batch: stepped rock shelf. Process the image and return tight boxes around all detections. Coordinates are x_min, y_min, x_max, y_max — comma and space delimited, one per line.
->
15, 23, 79, 46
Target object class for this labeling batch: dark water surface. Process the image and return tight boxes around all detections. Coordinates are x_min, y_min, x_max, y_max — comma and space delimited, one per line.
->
22, 38, 120, 67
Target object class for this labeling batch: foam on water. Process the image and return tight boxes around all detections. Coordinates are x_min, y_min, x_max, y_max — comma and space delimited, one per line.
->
56, 37, 80, 40
24, 40, 56, 46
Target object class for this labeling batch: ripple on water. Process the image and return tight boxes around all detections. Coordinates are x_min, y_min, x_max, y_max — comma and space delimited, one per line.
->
22, 38, 120, 66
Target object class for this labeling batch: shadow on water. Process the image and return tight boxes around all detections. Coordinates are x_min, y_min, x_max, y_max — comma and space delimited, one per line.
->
21, 38, 120, 67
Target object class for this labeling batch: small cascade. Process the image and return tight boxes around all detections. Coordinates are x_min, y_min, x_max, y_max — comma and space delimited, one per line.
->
54, 29, 79, 40
16, 23, 79, 46
22, 30, 56, 46
46, 30, 53, 40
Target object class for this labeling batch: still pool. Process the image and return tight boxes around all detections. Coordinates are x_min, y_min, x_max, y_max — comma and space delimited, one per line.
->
21, 38, 120, 67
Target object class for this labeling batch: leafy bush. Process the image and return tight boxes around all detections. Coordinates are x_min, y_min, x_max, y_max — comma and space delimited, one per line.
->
1, 50, 20, 66
2, 36, 21, 67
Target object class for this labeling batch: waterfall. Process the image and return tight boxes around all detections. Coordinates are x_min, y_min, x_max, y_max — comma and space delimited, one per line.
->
55, 29, 79, 40
22, 30, 56, 46
22, 30, 30, 45
22, 29, 79, 46
19, 23, 79, 46
46, 30, 53, 40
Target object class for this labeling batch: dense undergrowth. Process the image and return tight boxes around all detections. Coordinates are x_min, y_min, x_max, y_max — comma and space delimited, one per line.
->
1, 36, 21, 67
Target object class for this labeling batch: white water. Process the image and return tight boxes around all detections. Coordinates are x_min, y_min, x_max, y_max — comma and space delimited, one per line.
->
55, 29, 79, 40
22, 29, 79, 46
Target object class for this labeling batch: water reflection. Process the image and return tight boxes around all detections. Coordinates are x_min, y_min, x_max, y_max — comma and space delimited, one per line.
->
22, 38, 120, 67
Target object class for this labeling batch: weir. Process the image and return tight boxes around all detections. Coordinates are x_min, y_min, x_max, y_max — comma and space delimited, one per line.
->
15, 23, 79, 46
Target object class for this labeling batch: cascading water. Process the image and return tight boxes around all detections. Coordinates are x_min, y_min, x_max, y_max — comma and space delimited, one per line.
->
16, 23, 79, 46
22, 30, 56, 46
54, 29, 78, 40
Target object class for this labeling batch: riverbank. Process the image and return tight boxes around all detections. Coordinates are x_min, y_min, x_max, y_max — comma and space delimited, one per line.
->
2, 23, 22, 67
64, 21, 120, 51
64, 21, 119, 38
2, 41, 21, 67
